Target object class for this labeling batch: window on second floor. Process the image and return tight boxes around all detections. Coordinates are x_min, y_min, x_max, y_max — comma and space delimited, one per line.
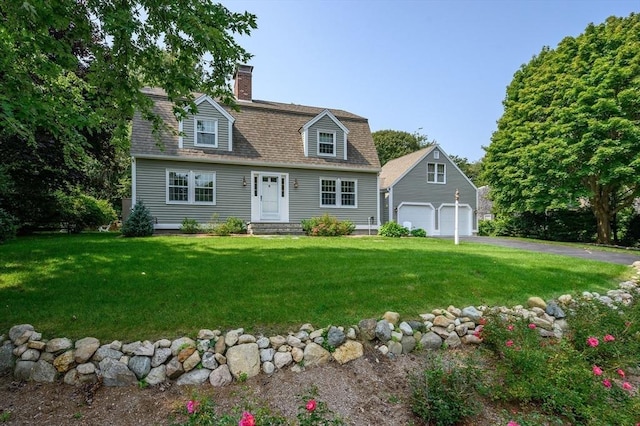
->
195, 119, 218, 147
427, 163, 446, 184
318, 131, 336, 156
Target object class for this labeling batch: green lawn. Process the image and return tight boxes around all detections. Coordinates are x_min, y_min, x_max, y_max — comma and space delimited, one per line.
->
0, 233, 631, 341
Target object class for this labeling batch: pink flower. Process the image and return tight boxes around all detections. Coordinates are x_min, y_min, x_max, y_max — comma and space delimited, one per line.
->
507, 324, 514, 331
604, 334, 615, 342
506, 340, 514, 347
239, 412, 256, 426
528, 323, 536, 329
306, 399, 317, 412
603, 379, 612, 388
623, 382, 633, 391
186, 400, 199, 414
592, 365, 603, 376
617, 369, 626, 378
587, 337, 599, 347
507, 422, 520, 426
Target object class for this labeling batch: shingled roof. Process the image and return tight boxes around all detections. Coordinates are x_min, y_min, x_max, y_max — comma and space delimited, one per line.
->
379, 145, 437, 189
131, 88, 381, 171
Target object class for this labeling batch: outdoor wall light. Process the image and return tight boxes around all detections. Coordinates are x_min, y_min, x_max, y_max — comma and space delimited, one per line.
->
242, 176, 247, 187
293, 178, 299, 189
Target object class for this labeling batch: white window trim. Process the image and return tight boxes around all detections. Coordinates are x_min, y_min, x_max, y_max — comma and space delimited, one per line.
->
433, 150, 440, 159
317, 130, 336, 157
427, 162, 446, 184
166, 169, 216, 205
194, 118, 218, 147
319, 177, 358, 208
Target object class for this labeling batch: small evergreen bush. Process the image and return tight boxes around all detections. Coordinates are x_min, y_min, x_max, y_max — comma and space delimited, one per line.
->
378, 221, 409, 237
0, 208, 18, 243
180, 218, 201, 234
121, 201, 154, 237
301, 214, 355, 236
410, 228, 427, 237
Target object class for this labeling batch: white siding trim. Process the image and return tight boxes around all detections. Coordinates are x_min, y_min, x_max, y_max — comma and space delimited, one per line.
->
317, 129, 337, 157
302, 131, 309, 157
319, 177, 358, 209
388, 187, 394, 222
165, 169, 217, 205
343, 131, 348, 161
376, 173, 381, 226
178, 120, 184, 148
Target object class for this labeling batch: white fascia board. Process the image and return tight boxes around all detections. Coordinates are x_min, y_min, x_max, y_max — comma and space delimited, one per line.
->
384, 145, 436, 188
192, 95, 236, 152
178, 120, 184, 148
302, 109, 350, 135
133, 153, 381, 173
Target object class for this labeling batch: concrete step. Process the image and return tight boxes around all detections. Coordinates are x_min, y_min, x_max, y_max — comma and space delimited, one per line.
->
247, 222, 305, 235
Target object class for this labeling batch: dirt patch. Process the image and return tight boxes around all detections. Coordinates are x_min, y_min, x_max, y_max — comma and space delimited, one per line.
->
0, 346, 503, 425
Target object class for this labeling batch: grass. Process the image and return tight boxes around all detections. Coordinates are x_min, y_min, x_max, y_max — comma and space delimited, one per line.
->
0, 233, 631, 341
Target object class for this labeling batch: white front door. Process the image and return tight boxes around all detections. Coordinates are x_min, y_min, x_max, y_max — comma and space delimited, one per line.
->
260, 175, 280, 220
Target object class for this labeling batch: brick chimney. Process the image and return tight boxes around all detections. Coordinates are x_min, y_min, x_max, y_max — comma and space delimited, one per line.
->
233, 65, 253, 101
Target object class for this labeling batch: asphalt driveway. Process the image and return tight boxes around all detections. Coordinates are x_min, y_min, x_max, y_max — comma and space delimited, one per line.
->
461, 236, 640, 266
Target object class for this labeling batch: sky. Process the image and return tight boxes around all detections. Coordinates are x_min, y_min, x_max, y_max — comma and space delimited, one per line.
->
223, 0, 638, 162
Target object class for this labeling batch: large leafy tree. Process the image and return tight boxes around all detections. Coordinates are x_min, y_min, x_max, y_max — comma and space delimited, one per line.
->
372, 130, 433, 165
449, 155, 486, 187
484, 14, 640, 244
0, 1, 256, 228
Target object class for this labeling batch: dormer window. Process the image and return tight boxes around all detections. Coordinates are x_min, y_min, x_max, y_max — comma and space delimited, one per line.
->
318, 131, 336, 156
195, 119, 218, 147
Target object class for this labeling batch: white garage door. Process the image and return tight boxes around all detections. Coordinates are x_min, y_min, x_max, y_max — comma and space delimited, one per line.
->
397, 204, 434, 235
439, 205, 472, 236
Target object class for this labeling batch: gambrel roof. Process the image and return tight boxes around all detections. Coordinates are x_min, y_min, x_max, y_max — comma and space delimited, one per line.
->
131, 88, 381, 172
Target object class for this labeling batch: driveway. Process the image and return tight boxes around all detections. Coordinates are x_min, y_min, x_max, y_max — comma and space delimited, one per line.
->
461, 236, 640, 266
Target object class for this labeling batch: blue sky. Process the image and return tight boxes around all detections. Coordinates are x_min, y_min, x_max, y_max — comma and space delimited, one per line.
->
225, 0, 638, 161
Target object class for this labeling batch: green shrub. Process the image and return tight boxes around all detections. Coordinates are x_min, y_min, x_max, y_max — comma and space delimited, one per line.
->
410, 228, 427, 237
622, 213, 640, 246
409, 354, 482, 426
180, 218, 201, 234
378, 221, 409, 237
477, 219, 496, 236
301, 214, 355, 236
56, 191, 117, 233
121, 201, 154, 237
0, 208, 18, 243
224, 217, 247, 234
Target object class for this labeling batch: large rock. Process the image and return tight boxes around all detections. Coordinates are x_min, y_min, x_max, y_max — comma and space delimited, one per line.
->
151, 348, 172, 367
401, 336, 416, 354
53, 350, 75, 372
274, 351, 293, 369
183, 351, 201, 372
9, 324, 34, 345
170, 337, 196, 356
382, 311, 400, 325
74, 337, 100, 363
32, 360, 58, 383
388, 341, 403, 356
14, 360, 36, 381
134, 341, 155, 357
527, 296, 547, 309
303, 343, 330, 367
399, 322, 413, 336
332, 340, 363, 365
176, 369, 210, 385
420, 332, 443, 350
145, 365, 167, 386
358, 319, 377, 341
260, 348, 275, 363
445, 333, 462, 349
77, 363, 96, 375
262, 361, 275, 375
122, 341, 142, 355
46, 337, 73, 353
128, 356, 151, 379
99, 358, 138, 386
165, 357, 184, 379
433, 316, 454, 328
461, 306, 482, 322
226, 343, 260, 379
201, 352, 218, 370
375, 320, 392, 342
93, 345, 123, 362
0, 341, 16, 374
327, 326, 346, 347
209, 364, 233, 387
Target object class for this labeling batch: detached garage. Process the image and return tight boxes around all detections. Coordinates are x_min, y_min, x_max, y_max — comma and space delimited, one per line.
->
379, 145, 477, 236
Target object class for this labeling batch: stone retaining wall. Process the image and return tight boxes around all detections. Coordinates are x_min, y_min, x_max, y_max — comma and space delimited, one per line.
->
2, 262, 639, 388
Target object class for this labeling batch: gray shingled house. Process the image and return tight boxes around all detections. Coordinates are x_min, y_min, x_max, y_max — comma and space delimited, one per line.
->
379, 145, 478, 236
130, 66, 381, 233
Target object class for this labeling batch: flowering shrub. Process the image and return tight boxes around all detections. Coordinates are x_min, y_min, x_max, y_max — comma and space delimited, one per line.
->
301, 214, 355, 237
480, 300, 640, 425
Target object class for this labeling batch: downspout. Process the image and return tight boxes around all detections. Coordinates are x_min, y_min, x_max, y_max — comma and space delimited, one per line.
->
131, 156, 137, 207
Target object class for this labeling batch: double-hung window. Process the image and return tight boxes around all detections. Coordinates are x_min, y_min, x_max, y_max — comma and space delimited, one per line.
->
167, 170, 216, 204
195, 119, 218, 147
317, 131, 336, 156
427, 163, 446, 184
320, 178, 357, 208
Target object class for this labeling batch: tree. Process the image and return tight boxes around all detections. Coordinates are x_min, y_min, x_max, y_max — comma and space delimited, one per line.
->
372, 130, 433, 165
449, 155, 486, 187
0, 1, 256, 228
483, 14, 640, 244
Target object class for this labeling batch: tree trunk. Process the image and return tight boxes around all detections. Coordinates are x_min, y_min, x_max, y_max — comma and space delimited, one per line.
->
591, 188, 612, 245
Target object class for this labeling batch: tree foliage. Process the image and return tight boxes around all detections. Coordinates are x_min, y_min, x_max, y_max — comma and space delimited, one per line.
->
372, 130, 433, 165
449, 155, 485, 187
484, 14, 640, 244
0, 1, 256, 229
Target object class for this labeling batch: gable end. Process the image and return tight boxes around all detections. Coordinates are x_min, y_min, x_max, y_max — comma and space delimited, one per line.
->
302, 110, 350, 160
